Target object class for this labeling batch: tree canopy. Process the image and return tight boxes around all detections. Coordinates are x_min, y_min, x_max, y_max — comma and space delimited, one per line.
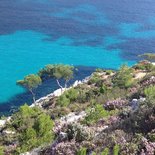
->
112, 64, 133, 88
39, 64, 74, 90
17, 74, 42, 102
12, 104, 54, 153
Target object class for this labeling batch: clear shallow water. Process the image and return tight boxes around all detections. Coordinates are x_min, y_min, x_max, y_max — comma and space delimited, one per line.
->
0, 0, 155, 113
0, 30, 130, 103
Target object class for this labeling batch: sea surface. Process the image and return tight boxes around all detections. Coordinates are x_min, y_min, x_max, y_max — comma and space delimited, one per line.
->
0, 0, 155, 114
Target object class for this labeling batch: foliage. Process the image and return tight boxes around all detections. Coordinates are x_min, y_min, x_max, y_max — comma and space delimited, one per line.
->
66, 124, 94, 142
17, 74, 42, 90
57, 88, 79, 107
105, 70, 113, 75
77, 147, 87, 155
133, 61, 154, 71
104, 99, 127, 110
101, 148, 109, 155
148, 130, 155, 142
0, 146, 4, 155
121, 106, 155, 134
39, 64, 74, 80
144, 85, 155, 106
76, 145, 118, 155
39, 64, 74, 89
140, 137, 155, 154
19, 127, 37, 152
4, 62, 155, 154
11, 104, 54, 153
65, 88, 79, 102
113, 145, 120, 155
96, 87, 127, 105
17, 74, 42, 102
35, 113, 54, 143
99, 84, 107, 94
51, 106, 71, 118
57, 94, 70, 107
140, 73, 155, 86
139, 53, 155, 62
89, 73, 102, 85
51, 141, 78, 155
83, 104, 109, 125
112, 65, 133, 88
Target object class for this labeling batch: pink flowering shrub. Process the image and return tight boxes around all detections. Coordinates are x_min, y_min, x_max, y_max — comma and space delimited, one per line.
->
104, 99, 127, 110
107, 116, 120, 125
140, 137, 155, 155
141, 76, 155, 86
51, 140, 79, 155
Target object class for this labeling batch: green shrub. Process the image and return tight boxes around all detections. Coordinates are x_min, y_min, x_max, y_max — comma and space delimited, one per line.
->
106, 70, 113, 75
89, 73, 102, 84
112, 65, 133, 88
96, 87, 127, 104
101, 147, 109, 155
0, 146, 4, 155
11, 104, 54, 153
57, 88, 79, 107
66, 88, 79, 102
113, 145, 120, 155
133, 60, 155, 71
83, 104, 109, 125
35, 113, 54, 143
19, 128, 37, 152
57, 95, 70, 107
148, 131, 155, 142
77, 89, 87, 103
144, 85, 155, 106
67, 124, 93, 142
77, 147, 87, 155
100, 84, 107, 94
76, 88, 98, 103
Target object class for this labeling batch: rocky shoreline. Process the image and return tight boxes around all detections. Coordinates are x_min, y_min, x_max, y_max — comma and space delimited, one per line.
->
2, 60, 155, 154
31, 76, 90, 107
0, 76, 90, 129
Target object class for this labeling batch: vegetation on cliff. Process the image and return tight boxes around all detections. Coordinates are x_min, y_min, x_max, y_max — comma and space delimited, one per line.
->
1, 60, 155, 154
17, 74, 42, 103
39, 64, 74, 91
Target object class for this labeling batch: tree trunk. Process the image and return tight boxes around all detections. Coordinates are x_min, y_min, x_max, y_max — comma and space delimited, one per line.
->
30, 89, 36, 103
56, 79, 63, 93
64, 80, 69, 90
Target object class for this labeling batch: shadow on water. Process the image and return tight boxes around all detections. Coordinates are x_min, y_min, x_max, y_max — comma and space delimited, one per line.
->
0, 66, 96, 116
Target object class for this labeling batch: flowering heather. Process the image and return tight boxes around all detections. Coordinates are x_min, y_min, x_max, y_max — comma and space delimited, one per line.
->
107, 116, 120, 125
51, 140, 79, 155
141, 76, 155, 86
104, 99, 127, 110
140, 137, 155, 155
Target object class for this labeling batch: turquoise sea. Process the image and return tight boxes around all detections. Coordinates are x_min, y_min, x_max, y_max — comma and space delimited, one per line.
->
0, 0, 155, 114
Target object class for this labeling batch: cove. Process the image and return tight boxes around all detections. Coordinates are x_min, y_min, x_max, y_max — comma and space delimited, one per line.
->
0, 30, 136, 104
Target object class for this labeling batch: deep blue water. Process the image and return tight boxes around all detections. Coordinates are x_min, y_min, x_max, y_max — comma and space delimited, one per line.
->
0, 0, 155, 114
